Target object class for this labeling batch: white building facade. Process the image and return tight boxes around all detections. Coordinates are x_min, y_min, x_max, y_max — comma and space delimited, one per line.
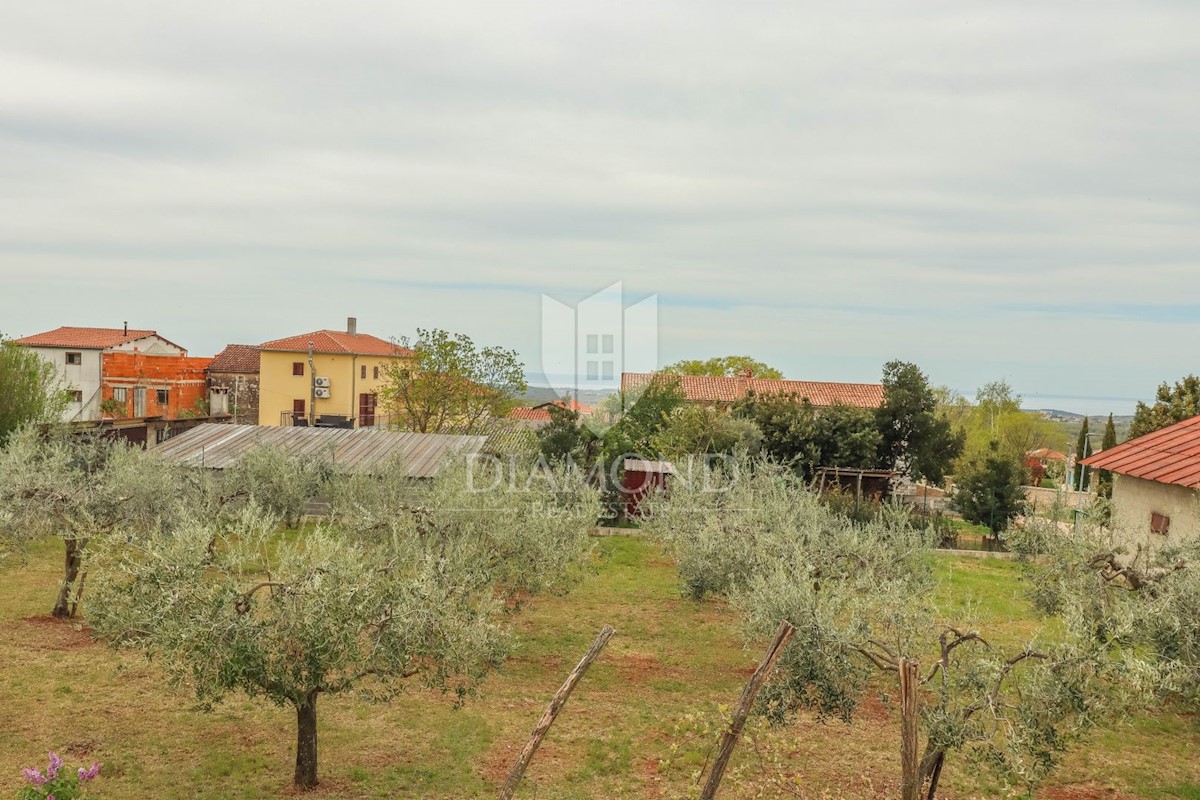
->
14, 327, 185, 422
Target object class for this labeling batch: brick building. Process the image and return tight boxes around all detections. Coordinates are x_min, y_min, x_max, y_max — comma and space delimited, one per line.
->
101, 352, 213, 419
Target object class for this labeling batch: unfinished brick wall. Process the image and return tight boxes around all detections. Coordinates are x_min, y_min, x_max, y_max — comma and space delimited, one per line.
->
102, 352, 214, 420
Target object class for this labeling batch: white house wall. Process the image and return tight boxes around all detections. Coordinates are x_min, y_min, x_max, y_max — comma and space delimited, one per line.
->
1111, 474, 1200, 550
30, 347, 103, 421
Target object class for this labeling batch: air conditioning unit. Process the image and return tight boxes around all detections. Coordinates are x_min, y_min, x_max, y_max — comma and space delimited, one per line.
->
314, 387, 331, 399
314, 377, 331, 388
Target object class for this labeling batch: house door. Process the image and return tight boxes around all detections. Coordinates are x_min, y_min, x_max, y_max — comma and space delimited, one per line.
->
358, 393, 376, 427
293, 398, 306, 423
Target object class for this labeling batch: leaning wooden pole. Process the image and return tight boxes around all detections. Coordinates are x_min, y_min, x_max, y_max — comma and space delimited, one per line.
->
899, 657, 921, 800
700, 620, 796, 800
497, 625, 616, 800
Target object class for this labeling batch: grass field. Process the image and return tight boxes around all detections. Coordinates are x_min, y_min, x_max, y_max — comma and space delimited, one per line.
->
1, 535, 1198, 799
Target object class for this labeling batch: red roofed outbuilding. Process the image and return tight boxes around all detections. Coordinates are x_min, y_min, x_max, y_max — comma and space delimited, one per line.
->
1082, 414, 1200, 545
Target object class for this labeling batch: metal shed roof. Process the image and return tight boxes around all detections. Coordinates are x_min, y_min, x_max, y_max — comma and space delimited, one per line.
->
154, 423, 487, 478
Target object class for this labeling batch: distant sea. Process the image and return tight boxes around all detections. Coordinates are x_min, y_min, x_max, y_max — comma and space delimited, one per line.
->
1008, 393, 1146, 418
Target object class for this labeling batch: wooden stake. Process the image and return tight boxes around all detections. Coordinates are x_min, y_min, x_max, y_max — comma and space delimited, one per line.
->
498, 625, 616, 800
700, 620, 796, 800
899, 657, 921, 800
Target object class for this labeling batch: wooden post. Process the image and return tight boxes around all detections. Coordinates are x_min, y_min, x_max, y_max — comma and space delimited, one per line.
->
700, 620, 796, 800
498, 625, 615, 800
899, 657, 920, 800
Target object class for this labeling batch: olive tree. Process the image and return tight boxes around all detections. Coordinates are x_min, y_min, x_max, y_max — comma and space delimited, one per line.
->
89, 456, 599, 789
644, 462, 1153, 798
0, 427, 179, 617
1017, 522, 1200, 710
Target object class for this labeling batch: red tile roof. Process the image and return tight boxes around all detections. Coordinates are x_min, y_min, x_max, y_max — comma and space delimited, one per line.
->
511, 406, 552, 423
259, 330, 413, 357
510, 399, 594, 423
620, 372, 885, 408
209, 344, 260, 374
1082, 414, 1200, 489
14, 326, 163, 350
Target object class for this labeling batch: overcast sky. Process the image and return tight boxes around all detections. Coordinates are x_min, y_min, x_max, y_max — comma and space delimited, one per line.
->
2, 1, 1198, 414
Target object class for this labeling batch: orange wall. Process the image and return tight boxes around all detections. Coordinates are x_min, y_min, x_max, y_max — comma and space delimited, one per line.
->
101, 352, 214, 419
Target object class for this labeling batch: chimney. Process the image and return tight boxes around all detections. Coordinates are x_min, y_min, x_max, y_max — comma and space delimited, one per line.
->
347, 317, 357, 336
123, 321, 128, 335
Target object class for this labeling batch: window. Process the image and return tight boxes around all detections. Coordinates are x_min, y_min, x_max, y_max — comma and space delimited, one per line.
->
65, 352, 82, 365
1151, 512, 1171, 535
70, 390, 83, 403
399, 369, 411, 380
112, 387, 127, 402
586, 361, 599, 381
586, 334, 599, 354
293, 362, 305, 376
602, 361, 614, 381
361, 365, 367, 379
134, 387, 146, 416
602, 334, 614, 354
156, 389, 169, 406
373, 366, 379, 380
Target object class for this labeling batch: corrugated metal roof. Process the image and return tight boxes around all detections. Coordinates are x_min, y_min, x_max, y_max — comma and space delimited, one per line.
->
154, 423, 487, 478
620, 373, 885, 408
1081, 414, 1200, 489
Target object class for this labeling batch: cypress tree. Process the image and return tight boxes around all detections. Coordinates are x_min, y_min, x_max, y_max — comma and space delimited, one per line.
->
1097, 413, 1117, 500
1073, 417, 1091, 491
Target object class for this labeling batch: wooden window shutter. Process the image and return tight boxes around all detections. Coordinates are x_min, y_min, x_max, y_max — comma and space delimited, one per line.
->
1150, 512, 1171, 535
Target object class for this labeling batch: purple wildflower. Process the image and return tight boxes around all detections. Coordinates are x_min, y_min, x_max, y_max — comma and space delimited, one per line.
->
78, 762, 101, 781
21, 767, 47, 784
47, 751, 63, 779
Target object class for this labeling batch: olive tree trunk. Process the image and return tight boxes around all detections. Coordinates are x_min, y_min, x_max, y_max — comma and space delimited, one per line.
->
294, 693, 319, 789
51, 538, 87, 619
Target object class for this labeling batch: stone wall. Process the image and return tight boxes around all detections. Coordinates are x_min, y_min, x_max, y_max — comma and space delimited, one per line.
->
208, 372, 260, 426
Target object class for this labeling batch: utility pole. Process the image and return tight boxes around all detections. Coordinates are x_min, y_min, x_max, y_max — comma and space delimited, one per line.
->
1073, 431, 1095, 532
308, 341, 316, 427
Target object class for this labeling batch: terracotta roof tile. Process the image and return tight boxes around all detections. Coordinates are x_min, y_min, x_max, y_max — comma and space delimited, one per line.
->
1082, 414, 1200, 489
259, 330, 413, 357
620, 372, 885, 408
14, 326, 162, 349
209, 344, 260, 374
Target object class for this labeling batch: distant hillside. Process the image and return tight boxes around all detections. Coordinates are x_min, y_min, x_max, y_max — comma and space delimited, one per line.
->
1033, 410, 1135, 446
518, 386, 616, 407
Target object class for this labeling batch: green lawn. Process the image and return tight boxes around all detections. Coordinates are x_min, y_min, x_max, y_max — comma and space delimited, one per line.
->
1, 537, 1197, 799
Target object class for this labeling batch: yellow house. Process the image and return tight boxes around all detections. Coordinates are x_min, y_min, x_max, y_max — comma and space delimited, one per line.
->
258, 318, 412, 428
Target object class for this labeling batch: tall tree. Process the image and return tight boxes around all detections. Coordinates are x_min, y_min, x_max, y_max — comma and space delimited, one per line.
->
1097, 413, 1118, 501
953, 440, 1028, 535
874, 361, 964, 483
380, 328, 526, 434
734, 394, 879, 480
1130, 374, 1200, 438
661, 355, 783, 379
1073, 417, 1091, 491
0, 334, 66, 444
